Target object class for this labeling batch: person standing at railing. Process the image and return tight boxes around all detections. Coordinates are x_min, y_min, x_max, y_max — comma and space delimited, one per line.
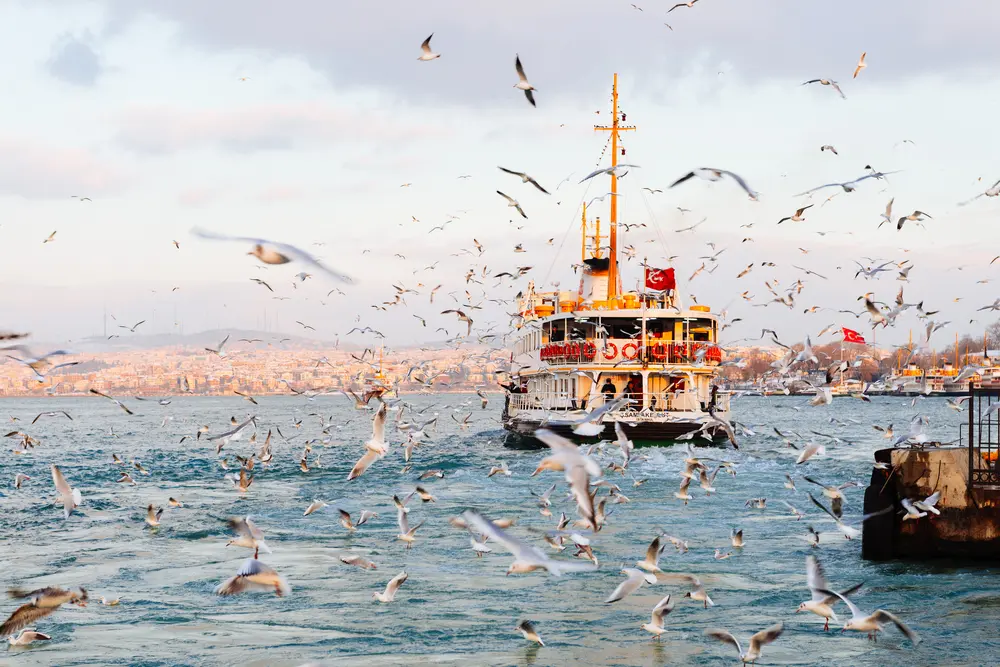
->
601, 378, 616, 401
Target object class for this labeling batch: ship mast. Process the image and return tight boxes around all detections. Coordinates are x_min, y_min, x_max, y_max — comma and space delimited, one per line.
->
595, 73, 635, 306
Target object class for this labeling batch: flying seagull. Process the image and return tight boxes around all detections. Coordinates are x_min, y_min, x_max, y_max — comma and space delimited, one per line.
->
417, 34, 439, 61
802, 78, 846, 99
497, 191, 527, 218
498, 167, 549, 194
514, 55, 536, 107
670, 168, 758, 200
191, 228, 354, 283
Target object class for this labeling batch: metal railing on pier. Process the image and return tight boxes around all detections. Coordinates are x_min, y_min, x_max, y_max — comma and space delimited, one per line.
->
969, 387, 1000, 488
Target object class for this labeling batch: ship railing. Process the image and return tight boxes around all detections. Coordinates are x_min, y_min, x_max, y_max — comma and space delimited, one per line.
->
540, 338, 723, 366
507, 390, 729, 415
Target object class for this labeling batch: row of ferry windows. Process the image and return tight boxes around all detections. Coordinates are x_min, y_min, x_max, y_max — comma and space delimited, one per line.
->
516, 318, 716, 355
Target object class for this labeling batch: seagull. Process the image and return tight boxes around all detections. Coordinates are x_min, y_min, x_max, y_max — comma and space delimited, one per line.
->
417, 33, 439, 61
580, 164, 640, 184
853, 52, 867, 78
682, 575, 715, 608
348, 402, 388, 480
820, 145, 838, 155
373, 571, 407, 603
802, 78, 846, 99
0, 587, 88, 636
42, 231, 57, 243
513, 55, 536, 107
88, 388, 133, 415
778, 205, 813, 224
670, 168, 758, 200
396, 505, 424, 548
225, 516, 271, 557
145, 504, 163, 527
668, 0, 699, 11
515, 619, 544, 646
819, 589, 921, 644
641, 595, 675, 639
441, 309, 474, 336
31, 410, 72, 424
51, 464, 82, 519
705, 623, 784, 665
605, 568, 658, 603
896, 210, 932, 230
118, 320, 145, 333
192, 228, 354, 283
498, 167, 549, 194
636, 535, 666, 573
205, 334, 230, 357
461, 510, 597, 576
304, 499, 328, 516
340, 555, 378, 570
497, 191, 527, 218
8, 629, 52, 646
959, 178, 1000, 206
14, 473, 30, 489
913, 491, 941, 515
797, 555, 864, 630
216, 559, 290, 597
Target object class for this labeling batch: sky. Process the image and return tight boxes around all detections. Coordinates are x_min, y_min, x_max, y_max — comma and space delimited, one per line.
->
2, 0, 999, 351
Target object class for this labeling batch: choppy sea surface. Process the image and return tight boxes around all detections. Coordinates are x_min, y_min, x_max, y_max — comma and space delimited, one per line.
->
0, 394, 997, 666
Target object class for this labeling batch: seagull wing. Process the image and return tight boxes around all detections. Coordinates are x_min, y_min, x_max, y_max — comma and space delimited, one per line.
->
705, 629, 742, 657
605, 569, 647, 603
348, 448, 381, 480
805, 555, 830, 602
371, 402, 387, 444
748, 623, 784, 653
384, 571, 408, 597
651, 594, 673, 624
514, 55, 528, 82
0, 603, 58, 636
462, 510, 545, 564
870, 610, 920, 644
420, 33, 433, 53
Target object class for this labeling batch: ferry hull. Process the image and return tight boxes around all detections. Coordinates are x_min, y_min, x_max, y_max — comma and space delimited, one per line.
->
501, 416, 728, 448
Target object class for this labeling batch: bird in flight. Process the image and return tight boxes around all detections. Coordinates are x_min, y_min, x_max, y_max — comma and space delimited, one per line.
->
417, 34, 440, 61
514, 55, 536, 107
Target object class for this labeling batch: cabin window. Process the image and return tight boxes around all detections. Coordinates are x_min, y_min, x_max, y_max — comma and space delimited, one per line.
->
569, 320, 595, 341
688, 318, 714, 342
550, 319, 567, 342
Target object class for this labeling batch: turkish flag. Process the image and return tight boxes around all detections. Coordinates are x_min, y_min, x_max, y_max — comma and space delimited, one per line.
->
645, 267, 676, 291
842, 327, 866, 344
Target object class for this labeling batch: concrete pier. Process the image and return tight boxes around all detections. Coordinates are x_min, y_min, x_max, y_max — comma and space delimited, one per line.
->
863, 445, 1000, 560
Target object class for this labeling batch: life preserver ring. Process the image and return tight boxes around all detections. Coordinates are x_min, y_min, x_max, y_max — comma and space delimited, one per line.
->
622, 342, 639, 360
602, 342, 618, 360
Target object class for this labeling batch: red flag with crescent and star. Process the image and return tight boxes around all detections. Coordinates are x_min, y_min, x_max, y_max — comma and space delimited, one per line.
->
645, 267, 676, 291
842, 327, 866, 344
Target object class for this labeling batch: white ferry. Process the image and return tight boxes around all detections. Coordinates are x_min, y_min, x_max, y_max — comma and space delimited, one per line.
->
501, 75, 731, 444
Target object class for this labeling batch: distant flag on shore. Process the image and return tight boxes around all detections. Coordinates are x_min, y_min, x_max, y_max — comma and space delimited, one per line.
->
842, 327, 866, 344
645, 267, 676, 291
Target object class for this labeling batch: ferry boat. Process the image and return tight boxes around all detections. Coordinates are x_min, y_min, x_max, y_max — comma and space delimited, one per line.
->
501, 75, 730, 444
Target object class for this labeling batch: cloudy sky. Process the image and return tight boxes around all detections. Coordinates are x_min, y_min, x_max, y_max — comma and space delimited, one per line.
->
2, 0, 999, 350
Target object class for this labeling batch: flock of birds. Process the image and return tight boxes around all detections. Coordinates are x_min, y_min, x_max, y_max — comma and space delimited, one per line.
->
0, 381, 941, 663
2, 7, 999, 664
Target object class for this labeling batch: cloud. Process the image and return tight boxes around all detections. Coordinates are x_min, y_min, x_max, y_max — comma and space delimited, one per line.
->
257, 185, 306, 203
115, 103, 440, 154
45, 32, 103, 86
177, 186, 226, 207
100, 0, 1000, 107
0, 138, 124, 199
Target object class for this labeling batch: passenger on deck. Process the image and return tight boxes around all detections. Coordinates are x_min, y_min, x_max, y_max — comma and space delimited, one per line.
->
600, 378, 616, 400
625, 375, 643, 409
